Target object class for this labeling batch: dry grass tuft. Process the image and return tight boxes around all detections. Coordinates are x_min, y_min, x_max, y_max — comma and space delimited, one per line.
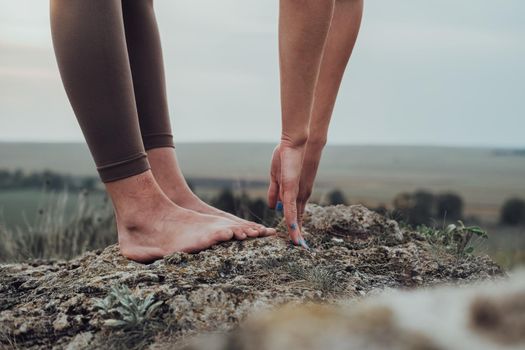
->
0, 190, 116, 262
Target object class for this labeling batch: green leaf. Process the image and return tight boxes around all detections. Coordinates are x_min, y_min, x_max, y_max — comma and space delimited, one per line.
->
104, 319, 128, 328
446, 224, 456, 234
146, 301, 163, 318
92, 298, 106, 310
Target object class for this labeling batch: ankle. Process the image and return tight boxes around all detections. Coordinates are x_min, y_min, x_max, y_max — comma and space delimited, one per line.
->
105, 170, 171, 223
169, 187, 199, 205
156, 180, 194, 203
116, 198, 177, 235
146, 147, 196, 201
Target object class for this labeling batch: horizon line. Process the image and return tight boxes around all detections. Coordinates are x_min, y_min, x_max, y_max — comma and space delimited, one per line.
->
0, 140, 524, 150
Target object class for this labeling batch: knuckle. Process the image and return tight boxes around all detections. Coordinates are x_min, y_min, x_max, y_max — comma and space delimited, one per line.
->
286, 207, 298, 217
285, 200, 297, 210
284, 196, 298, 207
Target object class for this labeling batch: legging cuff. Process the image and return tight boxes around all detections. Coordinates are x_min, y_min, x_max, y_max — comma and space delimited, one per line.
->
143, 133, 175, 150
97, 152, 151, 183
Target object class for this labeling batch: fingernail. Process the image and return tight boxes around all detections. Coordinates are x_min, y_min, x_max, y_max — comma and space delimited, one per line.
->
276, 201, 283, 212
290, 223, 297, 230
299, 238, 310, 250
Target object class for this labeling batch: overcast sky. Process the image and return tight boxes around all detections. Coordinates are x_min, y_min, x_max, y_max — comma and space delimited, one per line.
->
0, 1, 523, 147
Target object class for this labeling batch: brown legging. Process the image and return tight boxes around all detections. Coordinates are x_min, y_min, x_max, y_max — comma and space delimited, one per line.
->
50, 0, 174, 182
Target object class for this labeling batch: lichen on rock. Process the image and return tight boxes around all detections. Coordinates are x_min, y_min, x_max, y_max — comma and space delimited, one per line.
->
0, 204, 505, 349
304, 204, 404, 245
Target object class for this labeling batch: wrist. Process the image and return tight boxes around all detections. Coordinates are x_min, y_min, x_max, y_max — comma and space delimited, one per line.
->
280, 131, 309, 149
306, 136, 327, 152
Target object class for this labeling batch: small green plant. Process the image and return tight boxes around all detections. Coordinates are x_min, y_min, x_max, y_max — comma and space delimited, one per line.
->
418, 220, 488, 257
93, 284, 163, 330
446, 221, 488, 256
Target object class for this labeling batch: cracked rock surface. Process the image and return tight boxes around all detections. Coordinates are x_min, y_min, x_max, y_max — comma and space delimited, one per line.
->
0, 205, 504, 349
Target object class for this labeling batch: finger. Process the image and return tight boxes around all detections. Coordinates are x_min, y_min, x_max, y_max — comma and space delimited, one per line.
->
267, 147, 282, 209
284, 196, 301, 245
282, 185, 301, 244
297, 201, 305, 231
279, 146, 304, 245
267, 178, 280, 209
276, 191, 283, 214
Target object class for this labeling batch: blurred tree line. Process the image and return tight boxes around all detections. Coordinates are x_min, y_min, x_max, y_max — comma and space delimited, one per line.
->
209, 188, 277, 225
0, 169, 99, 191
500, 198, 525, 226
389, 190, 525, 227
206, 188, 350, 226
390, 190, 464, 226
1, 168, 523, 227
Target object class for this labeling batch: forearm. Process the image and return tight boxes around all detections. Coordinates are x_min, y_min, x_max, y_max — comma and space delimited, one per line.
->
307, 0, 364, 149
279, 0, 335, 147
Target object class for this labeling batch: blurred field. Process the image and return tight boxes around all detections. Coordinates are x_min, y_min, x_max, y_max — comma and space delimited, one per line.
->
2, 142, 523, 222
0, 189, 44, 225
0, 189, 108, 229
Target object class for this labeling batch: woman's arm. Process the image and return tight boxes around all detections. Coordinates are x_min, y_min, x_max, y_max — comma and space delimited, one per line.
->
269, 0, 363, 245
268, 0, 335, 246
297, 0, 364, 227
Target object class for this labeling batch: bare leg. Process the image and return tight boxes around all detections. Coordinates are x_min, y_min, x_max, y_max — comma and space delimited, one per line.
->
298, 0, 364, 226
121, 0, 273, 236
50, 0, 254, 262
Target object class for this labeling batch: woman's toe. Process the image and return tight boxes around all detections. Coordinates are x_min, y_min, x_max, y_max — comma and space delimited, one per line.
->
232, 227, 247, 240
244, 226, 260, 238
255, 225, 267, 235
264, 227, 277, 236
214, 229, 234, 242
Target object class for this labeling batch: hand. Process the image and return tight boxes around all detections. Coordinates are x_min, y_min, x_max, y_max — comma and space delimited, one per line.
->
267, 143, 309, 248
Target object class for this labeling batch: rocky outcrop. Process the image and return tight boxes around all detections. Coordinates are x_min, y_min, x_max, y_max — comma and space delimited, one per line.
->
0, 205, 504, 349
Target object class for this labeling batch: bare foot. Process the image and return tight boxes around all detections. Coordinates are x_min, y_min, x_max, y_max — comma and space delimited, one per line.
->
118, 201, 248, 262
147, 147, 276, 237
107, 171, 256, 263
174, 192, 276, 237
